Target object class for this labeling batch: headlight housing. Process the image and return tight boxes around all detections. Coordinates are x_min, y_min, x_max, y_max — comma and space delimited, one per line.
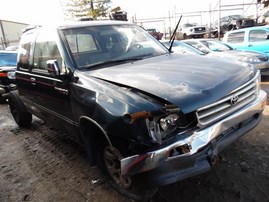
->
123, 106, 197, 145
240, 56, 261, 63
146, 114, 180, 144
7, 71, 16, 79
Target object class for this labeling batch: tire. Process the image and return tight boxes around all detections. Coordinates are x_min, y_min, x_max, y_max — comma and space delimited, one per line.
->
95, 136, 157, 201
8, 91, 32, 127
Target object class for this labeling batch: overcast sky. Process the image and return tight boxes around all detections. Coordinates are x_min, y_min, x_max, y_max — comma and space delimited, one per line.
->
0, 0, 259, 27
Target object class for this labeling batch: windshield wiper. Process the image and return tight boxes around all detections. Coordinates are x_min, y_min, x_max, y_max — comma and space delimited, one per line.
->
85, 58, 143, 69
169, 15, 182, 53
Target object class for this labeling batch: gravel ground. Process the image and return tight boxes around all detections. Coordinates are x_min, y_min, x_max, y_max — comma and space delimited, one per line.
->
1, 83, 269, 202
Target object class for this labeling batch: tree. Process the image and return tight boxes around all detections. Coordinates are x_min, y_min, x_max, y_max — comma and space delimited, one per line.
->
63, 0, 111, 20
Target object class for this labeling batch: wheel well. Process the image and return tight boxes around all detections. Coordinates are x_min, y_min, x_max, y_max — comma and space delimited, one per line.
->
79, 117, 111, 165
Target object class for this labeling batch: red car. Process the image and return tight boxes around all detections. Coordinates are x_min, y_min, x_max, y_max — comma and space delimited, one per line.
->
146, 28, 163, 40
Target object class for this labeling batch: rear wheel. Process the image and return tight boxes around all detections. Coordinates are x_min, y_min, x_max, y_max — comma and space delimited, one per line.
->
8, 91, 32, 127
95, 137, 157, 201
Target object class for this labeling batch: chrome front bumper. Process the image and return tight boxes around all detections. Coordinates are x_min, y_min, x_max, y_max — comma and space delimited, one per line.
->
121, 90, 267, 176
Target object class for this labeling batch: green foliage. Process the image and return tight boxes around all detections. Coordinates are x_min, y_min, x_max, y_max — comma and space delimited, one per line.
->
64, 0, 111, 20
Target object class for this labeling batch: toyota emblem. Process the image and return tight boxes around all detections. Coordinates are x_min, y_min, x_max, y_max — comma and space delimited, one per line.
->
230, 95, 239, 105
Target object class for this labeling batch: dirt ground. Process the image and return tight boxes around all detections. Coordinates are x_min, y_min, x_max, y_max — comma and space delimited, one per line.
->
1, 82, 269, 202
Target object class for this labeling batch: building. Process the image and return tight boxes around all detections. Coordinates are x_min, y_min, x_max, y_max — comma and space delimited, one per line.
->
0, 20, 28, 49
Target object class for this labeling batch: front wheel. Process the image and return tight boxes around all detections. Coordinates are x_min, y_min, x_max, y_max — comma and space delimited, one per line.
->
8, 91, 32, 127
95, 138, 157, 201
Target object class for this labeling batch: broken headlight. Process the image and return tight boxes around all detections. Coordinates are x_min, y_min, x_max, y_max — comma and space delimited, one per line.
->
146, 113, 180, 144
123, 107, 197, 145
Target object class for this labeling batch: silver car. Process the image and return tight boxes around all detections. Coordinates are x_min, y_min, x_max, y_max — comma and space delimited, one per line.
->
184, 39, 269, 76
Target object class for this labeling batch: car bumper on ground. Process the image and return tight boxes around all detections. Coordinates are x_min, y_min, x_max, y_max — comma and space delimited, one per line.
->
121, 90, 267, 187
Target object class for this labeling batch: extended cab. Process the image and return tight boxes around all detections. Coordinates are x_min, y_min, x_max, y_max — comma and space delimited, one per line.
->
9, 21, 266, 201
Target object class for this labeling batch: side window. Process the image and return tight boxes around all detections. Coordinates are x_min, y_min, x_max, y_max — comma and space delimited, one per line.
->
18, 31, 34, 70
249, 30, 268, 42
33, 31, 62, 73
227, 31, 245, 43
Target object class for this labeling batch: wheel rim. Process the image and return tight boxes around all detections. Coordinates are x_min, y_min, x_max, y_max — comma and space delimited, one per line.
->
104, 146, 132, 189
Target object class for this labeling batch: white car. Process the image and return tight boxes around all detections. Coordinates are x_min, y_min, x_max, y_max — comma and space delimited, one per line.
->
176, 23, 207, 40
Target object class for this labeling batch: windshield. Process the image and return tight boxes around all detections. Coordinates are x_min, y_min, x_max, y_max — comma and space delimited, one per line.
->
200, 40, 232, 51
0, 52, 17, 67
62, 24, 168, 69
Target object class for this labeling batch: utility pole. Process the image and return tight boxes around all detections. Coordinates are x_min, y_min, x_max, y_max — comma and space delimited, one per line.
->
218, 0, 221, 40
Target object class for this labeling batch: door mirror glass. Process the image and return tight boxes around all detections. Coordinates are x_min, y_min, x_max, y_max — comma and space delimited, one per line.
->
47, 60, 60, 77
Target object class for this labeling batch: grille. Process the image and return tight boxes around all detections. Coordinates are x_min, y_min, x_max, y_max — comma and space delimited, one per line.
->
194, 27, 206, 33
196, 76, 258, 127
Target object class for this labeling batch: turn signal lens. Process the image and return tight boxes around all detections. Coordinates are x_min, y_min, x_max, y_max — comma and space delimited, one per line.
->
0, 72, 8, 77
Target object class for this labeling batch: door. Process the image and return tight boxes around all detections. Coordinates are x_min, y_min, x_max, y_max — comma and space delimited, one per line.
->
246, 29, 269, 55
28, 29, 74, 129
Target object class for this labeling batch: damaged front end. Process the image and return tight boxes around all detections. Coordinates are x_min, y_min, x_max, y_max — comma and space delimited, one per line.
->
119, 72, 266, 187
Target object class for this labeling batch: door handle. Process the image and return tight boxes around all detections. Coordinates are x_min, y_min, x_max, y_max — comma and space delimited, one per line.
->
30, 77, 36, 85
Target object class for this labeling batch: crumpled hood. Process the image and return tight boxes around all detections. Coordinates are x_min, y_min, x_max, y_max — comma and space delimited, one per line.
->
82, 54, 256, 113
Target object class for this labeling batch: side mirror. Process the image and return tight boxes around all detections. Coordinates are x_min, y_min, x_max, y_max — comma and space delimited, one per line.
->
47, 60, 60, 77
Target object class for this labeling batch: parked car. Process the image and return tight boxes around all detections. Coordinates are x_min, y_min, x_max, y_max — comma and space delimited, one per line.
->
9, 21, 266, 201
0, 50, 17, 103
176, 23, 207, 39
220, 15, 256, 33
146, 28, 163, 40
161, 40, 205, 55
223, 26, 269, 56
184, 39, 269, 76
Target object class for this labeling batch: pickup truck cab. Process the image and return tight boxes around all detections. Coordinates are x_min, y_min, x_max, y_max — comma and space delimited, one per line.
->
9, 21, 266, 201
223, 26, 269, 56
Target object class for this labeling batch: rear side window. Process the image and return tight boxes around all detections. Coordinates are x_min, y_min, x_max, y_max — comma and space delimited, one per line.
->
18, 31, 34, 70
227, 31, 245, 43
249, 29, 269, 42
